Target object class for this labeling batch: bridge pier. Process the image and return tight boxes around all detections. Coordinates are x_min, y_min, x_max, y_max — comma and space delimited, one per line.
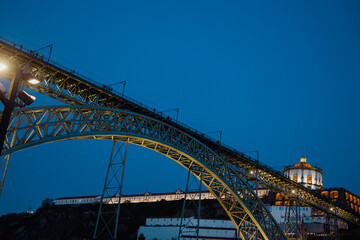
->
178, 168, 203, 240
284, 197, 303, 240
93, 140, 128, 239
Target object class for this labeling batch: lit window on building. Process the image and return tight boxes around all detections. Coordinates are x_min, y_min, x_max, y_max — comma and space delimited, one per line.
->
350, 194, 353, 202
346, 192, 349, 200
330, 191, 339, 199
307, 175, 312, 184
276, 193, 283, 200
293, 175, 298, 182
321, 191, 329, 198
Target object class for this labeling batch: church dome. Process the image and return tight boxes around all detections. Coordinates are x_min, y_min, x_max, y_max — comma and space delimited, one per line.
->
283, 155, 323, 190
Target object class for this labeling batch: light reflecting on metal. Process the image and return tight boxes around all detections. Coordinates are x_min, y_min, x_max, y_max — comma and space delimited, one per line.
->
2, 105, 287, 240
17, 90, 36, 106
0, 38, 359, 239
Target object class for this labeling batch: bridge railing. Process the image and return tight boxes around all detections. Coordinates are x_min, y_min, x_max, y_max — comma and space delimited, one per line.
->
2, 37, 360, 221
0, 36, 288, 179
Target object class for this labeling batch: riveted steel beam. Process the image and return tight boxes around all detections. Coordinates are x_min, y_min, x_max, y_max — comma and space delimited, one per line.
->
1, 40, 359, 227
2, 105, 286, 240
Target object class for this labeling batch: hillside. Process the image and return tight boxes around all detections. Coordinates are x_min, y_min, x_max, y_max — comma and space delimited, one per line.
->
1, 198, 359, 240
0, 199, 227, 240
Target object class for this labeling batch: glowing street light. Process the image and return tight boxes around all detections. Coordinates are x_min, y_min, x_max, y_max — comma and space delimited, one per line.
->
0, 63, 6, 71
0, 64, 40, 199
0, 65, 40, 155
28, 78, 40, 84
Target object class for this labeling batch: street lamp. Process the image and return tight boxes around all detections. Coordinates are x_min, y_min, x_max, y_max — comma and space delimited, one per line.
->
108, 81, 126, 97
0, 63, 39, 199
0, 64, 39, 156
0, 63, 6, 71
159, 108, 179, 122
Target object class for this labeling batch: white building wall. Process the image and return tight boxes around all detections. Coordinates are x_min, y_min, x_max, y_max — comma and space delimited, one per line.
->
269, 206, 312, 223
286, 168, 322, 190
138, 226, 179, 240
146, 218, 236, 229
54, 197, 100, 205
139, 218, 237, 240
54, 188, 271, 206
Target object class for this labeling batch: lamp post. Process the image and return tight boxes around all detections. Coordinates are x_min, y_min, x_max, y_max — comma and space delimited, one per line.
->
0, 68, 22, 156
204, 130, 222, 142
0, 64, 38, 198
159, 108, 179, 122
108, 81, 126, 97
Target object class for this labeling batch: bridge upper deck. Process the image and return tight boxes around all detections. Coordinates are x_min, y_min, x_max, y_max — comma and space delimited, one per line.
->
0, 38, 359, 225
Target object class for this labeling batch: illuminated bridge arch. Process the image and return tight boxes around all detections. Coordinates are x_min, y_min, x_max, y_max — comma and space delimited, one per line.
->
2, 105, 286, 240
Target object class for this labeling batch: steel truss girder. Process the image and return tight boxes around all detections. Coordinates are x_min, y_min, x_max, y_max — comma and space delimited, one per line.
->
228, 159, 359, 225
2, 105, 286, 240
0, 40, 144, 111
0, 40, 359, 226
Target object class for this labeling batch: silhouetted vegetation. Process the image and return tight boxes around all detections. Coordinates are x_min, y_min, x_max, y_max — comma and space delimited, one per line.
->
0, 199, 227, 240
1, 198, 358, 239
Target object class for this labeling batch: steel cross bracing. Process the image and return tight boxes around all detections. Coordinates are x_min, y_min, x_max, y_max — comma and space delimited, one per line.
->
0, 39, 151, 111
2, 105, 285, 240
0, 39, 359, 225
283, 199, 301, 240
178, 169, 203, 240
93, 141, 128, 239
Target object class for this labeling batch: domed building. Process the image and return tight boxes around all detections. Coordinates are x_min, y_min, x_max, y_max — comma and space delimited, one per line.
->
283, 155, 323, 190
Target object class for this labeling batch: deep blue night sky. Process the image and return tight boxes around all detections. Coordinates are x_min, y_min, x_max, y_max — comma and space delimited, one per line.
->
1, 1, 360, 215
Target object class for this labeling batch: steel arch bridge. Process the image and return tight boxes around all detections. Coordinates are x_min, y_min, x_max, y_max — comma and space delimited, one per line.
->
3, 105, 285, 240
1, 37, 360, 239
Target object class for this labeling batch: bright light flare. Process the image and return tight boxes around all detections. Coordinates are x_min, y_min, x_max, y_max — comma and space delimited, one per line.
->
0, 63, 6, 71
28, 78, 40, 84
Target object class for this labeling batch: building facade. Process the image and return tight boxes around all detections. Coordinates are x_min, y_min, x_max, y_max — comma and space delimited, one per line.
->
53, 188, 271, 206
320, 188, 360, 214
138, 218, 238, 240
283, 155, 323, 190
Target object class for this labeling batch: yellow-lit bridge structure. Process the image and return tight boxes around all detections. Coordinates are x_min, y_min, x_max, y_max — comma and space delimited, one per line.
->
0, 39, 359, 240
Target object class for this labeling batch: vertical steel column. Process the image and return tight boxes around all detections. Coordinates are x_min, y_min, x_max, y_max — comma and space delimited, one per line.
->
93, 141, 128, 239
0, 154, 11, 199
178, 168, 203, 240
0, 112, 20, 199
333, 210, 338, 240
284, 198, 301, 240
0, 69, 22, 156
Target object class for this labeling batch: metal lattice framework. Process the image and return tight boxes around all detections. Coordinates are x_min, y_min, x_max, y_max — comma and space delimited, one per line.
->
94, 141, 128, 239
1, 38, 360, 238
2, 105, 285, 240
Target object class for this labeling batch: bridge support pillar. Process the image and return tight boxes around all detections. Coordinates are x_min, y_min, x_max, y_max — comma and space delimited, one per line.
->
93, 140, 128, 239
284, 197, 304, 240
0, 154, 11, 198
325, 212, 339, 240
178, 167, 203, 240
